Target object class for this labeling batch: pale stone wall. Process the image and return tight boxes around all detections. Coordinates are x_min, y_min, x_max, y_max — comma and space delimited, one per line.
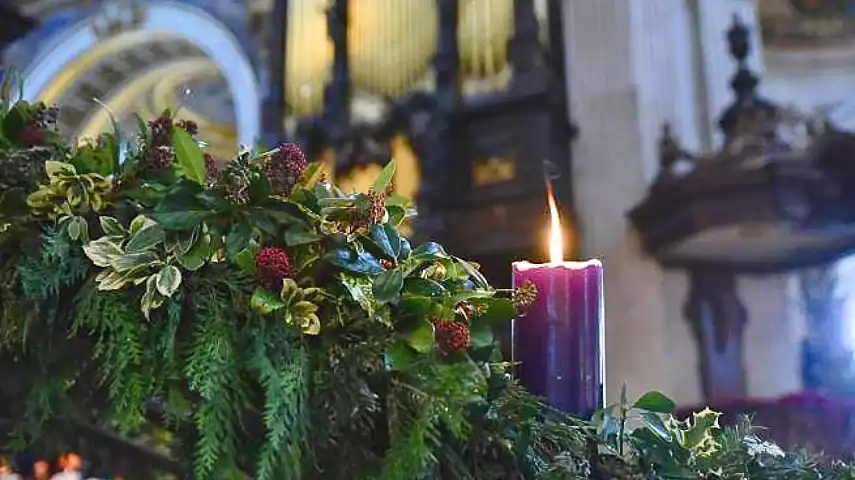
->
561, 0, 802, 406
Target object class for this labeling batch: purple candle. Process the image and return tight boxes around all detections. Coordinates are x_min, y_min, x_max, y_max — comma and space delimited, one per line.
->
511, 190, 604, 418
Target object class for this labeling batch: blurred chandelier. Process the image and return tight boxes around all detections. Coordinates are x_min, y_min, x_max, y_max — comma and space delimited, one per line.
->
284, 0, 513, 116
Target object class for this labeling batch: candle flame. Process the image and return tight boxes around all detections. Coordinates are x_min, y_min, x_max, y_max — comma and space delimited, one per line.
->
546, 181, 563, 263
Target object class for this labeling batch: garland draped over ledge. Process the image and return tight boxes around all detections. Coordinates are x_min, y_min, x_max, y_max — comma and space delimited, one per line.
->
0, 85, 853, 479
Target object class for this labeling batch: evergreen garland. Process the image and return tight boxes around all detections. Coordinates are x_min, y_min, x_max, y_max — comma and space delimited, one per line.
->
0, 85, 853, 479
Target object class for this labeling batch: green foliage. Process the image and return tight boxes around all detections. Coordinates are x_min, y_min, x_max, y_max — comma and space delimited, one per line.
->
0, 98, 852, 480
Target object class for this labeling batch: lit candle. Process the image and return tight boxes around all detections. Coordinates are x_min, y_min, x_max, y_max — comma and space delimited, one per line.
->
512, 183, 604, 418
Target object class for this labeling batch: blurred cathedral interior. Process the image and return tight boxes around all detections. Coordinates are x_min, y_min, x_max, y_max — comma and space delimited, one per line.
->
8, 0, 855, 469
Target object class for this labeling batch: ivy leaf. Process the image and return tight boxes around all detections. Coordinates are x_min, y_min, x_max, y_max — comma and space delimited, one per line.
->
171, 127, 206, 185
234, 248, 257, 274
150, 210, 208, 231
83, 237, 124, 267
155, 265, 182, 297
325, 247, 384, 275
470, 321, 493, 348
250, 287, 285, 315
470, 297, 516, 327
455, 257, 489, 289
640, 411, 672, 442
341, 274, 375, 315
110, 251, 159, 273
403, 278, 445, 298
372, 160, 396, 193
152, 183, 208, 230
66, 216, 88, 242
129, 215, 156, 235
226, 221, 252, 259
45, 160, 77, 178
372, 268, 404, 304
141, 275, 163, 320
633, 391, 676, 413
284, 227, 322, 246
406, 319, 435, 354
125, 222, 165, 252
99, 216, 127, 236
385, 341, 417, 371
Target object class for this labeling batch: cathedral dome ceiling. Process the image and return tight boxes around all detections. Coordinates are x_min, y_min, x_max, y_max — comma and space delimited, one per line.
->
6, 0, 544, 151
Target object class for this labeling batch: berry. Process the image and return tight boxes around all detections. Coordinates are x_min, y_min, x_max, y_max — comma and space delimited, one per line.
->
256, 246, 293, 290
146, 145, 174, 172
264, 143, 307, 196
204, 153, 219, 185
148, 116, 173, 146
18, 121, 45, 147
366, 189, 386, 225
513, 280, 538, 313
177, 119, 198, 136
433, 320, 471, 354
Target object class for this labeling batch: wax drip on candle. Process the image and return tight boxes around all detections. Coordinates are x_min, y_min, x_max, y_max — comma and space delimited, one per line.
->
546, 179, 563, 263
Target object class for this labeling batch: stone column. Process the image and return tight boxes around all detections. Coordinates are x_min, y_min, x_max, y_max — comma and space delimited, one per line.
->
560, 0, 701, 403
562, 0, 799, 404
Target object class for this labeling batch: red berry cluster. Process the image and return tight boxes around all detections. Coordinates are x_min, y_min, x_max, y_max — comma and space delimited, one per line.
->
17, 104, 59, 147
255, 246, 293, 290
433, 320, 471, 354
148, 116, 173, 146
18, 123, 45, 147
264, 143, 307, 196
148, 146, 174, 171
204, 153, 219, 185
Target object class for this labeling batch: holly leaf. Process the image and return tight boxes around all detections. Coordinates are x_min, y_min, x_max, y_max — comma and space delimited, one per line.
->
633, 391, 676, 414
372, 268, 403, 304
250, 287, 285, 315
406, 319, 435, 354
368, 224, 396, 259
325, 247, 384, 275
171, 127, 206, 185
640, 411, 671, 442
412, 242, 448, 260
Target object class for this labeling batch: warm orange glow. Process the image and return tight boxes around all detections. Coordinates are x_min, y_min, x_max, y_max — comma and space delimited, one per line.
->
547, 181, 563, 263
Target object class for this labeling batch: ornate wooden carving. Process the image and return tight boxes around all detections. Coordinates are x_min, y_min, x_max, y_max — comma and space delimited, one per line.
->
261, 0, 288, 147
683, 268, 747, 399
322, 0, 351, 151
412, 0, 460, 245
261, 1, 576, 288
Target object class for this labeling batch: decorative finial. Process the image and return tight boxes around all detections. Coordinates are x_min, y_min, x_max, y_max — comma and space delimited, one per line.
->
658, 123, 681, 172
718, 14, 776, 141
